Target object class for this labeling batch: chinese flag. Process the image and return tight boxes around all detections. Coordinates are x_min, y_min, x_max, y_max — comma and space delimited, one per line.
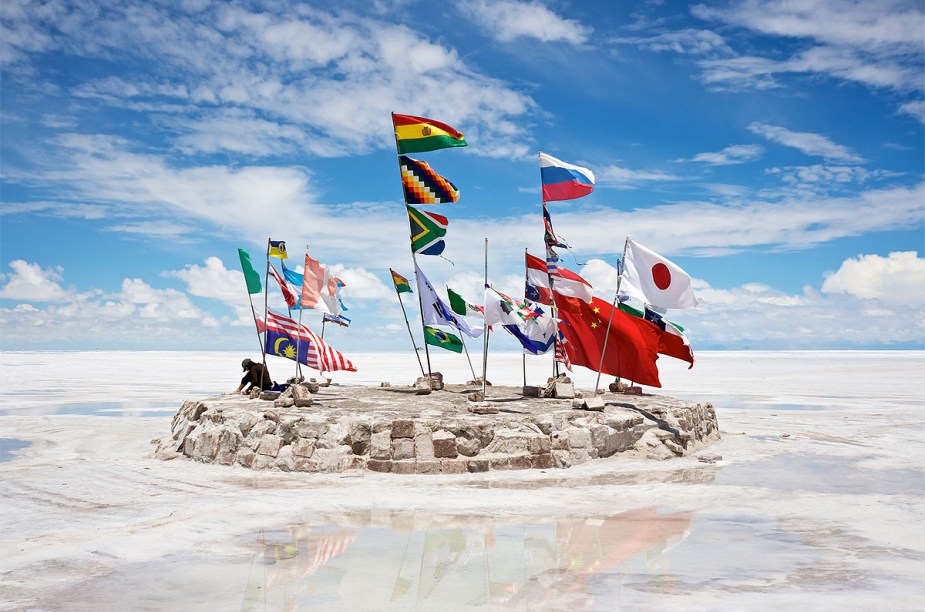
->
556, 295, 661, 387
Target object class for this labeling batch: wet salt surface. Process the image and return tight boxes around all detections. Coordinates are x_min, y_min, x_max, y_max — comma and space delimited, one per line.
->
0, 438, 31, 462
1, 350, 923, 610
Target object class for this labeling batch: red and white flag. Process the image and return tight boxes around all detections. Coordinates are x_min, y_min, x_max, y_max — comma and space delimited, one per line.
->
620, 239, 698, 309
300, 252, 325, 308
525, 252, 593, 307
269, 264, 298, 308
266, 310, 357, 372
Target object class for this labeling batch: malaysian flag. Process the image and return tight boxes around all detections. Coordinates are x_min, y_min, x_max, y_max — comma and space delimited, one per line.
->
266, 310, 357, 372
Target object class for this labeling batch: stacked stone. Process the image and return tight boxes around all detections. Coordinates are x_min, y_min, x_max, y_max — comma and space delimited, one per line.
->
153, 392, 720, 474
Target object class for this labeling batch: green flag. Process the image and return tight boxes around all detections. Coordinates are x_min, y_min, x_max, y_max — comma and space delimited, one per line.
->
424, 326, 463, 353
238, 248, 262, 294
447, 287, 483, 318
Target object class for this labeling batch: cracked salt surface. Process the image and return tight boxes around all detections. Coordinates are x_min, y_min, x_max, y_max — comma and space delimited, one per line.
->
0, 350, 923, 610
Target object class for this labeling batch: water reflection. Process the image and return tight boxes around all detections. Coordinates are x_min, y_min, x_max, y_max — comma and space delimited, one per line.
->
241, 507, 694, 610
0, 438, 31, 462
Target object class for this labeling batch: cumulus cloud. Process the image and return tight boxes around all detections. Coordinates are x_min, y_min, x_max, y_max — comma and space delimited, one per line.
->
0, 260, 70, 301
466, 0, 592, 44
747, 123, 864, 162
821, 251, 925, 306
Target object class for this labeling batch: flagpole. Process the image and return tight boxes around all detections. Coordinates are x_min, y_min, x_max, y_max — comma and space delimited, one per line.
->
295, 244, 311, 381
319, 317, 327, 379
261, 238, 271, 390
522, 247, 528, 388
481, 238, 489, 398
248, 295, 265, 360
395, 285, 426, 377
391, 112, 433, 379
594, 236, 630, 394
461, 337, 477, 382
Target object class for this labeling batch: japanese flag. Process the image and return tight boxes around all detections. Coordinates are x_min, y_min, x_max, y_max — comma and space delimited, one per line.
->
620, 239, 698, 309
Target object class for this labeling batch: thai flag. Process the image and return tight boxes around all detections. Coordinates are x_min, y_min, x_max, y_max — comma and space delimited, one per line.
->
539, 152, 595, 202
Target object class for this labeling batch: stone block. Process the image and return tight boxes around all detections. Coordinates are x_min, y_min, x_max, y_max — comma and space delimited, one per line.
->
468, 403, 498, 414
274, 446, 293, 472
432, 430, 457, 459
414, 431, 435, 460
551, 449, 571, 469
256, 434, 282, 457
554, 381, 575, 399
624, 386, 643, 396
370, 431, 392, 460
291, 439, 315, 458
467, 459, 490, 473
569, 448, 591, 465
550, 431, 569, 450
531, 453, 555, 469
566, 427, 592, 449
509, 454, 532, 470
293, 458, 318, 472
392, 438, 415, 460
392, 461, 418, 475
341, 455, 366, 471
259, 391, 281, 401
455, 436, 481, 457
415, 460, 441, 474
391, 419, 415, 439
313, 447, 350, 472
274, 396, 295, 408
367, 459, 393, 473
522, 385, 541, 397
489, 456, 512, 471
291, 384, 313, 407
577, 396, 605, 411
440, 459, 468, 474
251, 453, 273, 470
236, 448, 256, 468
215, 449, 236, 466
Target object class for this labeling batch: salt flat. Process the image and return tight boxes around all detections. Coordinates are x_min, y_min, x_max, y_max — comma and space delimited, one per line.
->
1, 351, 923, 610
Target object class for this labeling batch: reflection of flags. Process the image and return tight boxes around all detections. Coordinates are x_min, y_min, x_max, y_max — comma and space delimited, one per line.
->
620, 303, 694, 368
415, 264, 483, 338
407, 205, 448, 256
400, 155, 460, 204
484, 287, 556, 355
556, 295, 661, 387
540, 152, 595, 202
424, 326, 463, 353
238, 248, 262, 294
525, 252, 593, 308
447, 287, 484, 318
269, 264, 298, 308
304, 530, 358, 575
300, 252, 326, 308
266, 310, 357, 371
269, 240, 288, 259
393, 113, 468, 154
390, 269, 413, 294
620, 239, 698, 309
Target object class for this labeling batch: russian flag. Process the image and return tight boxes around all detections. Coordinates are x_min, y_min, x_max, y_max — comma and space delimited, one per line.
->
539, 152, 595, 202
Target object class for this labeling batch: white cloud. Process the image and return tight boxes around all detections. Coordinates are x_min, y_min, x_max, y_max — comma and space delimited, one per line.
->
165, 257, 243, 306
747, 122, 864, 163
613, 28, 732, 55
898, 99, 925, 125
325, 265, 393, 301
821, 251, 925, 306
766, 164, 896, 186
0, 260, 69, 301
687, 144, 763, 165
596, 164, 683, 189
466, 0, 592, 44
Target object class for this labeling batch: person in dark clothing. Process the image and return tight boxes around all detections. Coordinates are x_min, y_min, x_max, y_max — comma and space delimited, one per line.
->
232, 358, 273, 394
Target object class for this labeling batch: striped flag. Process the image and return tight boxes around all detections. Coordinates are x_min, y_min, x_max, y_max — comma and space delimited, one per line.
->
266, 310, 357, 372
399, 155, 459, 204
268, 264, 298, 308
555, 335, 572, 372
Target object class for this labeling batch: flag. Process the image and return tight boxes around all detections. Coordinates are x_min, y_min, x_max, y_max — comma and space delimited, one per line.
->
407, 205, 448, 256
269, 264, 298, 308
424, 326, 463, 353
539, 152, 595, 202
484, 286, 557, 355
323, 313, 351, 327
265, 310, 357, 371
447, 287, 484, 318
555, 334, 573, 372
399, 155, 460, 204
301, 252, 326, 308
525, 252, 593, 309
392, 113, 468, 154
543, 203, 567, 248
390, 269, 413, 294
238, 248, 262, 294
321, 268, 346, 316
556, 295, 661, 387
269, 240, 288, 259
620, 238, 698, 309
620, 303, 694, 368
415, 264, 483, 338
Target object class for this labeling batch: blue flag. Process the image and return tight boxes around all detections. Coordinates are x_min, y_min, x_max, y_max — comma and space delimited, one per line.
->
265, 328, 310, 365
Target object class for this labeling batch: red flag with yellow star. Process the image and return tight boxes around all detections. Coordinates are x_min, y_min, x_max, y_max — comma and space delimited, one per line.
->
556, 295, 661, 387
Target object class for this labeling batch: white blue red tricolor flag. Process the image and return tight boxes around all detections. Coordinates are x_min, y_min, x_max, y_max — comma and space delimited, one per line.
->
539, 152, 595, 202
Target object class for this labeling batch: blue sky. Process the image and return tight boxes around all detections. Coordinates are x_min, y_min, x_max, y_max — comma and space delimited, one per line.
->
1, 0, 923, 354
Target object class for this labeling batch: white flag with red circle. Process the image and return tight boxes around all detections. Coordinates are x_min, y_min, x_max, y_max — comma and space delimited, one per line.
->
619, 239, 698, 309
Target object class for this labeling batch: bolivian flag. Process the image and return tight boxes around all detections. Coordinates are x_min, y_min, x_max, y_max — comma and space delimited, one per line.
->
393, 113, 467, 154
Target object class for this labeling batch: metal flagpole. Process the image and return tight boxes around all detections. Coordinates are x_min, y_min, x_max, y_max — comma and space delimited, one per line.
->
391, 112, 433, 378
522, 247, 528, 388
248, 295, 265, 360
461, 337, 477, 382
295, 243, 311, 381
481, 238, 490, 398
395, 285, 427, 377
594, 236, 630, 394
318, 317, 327, 379
260, 238, 271, 390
